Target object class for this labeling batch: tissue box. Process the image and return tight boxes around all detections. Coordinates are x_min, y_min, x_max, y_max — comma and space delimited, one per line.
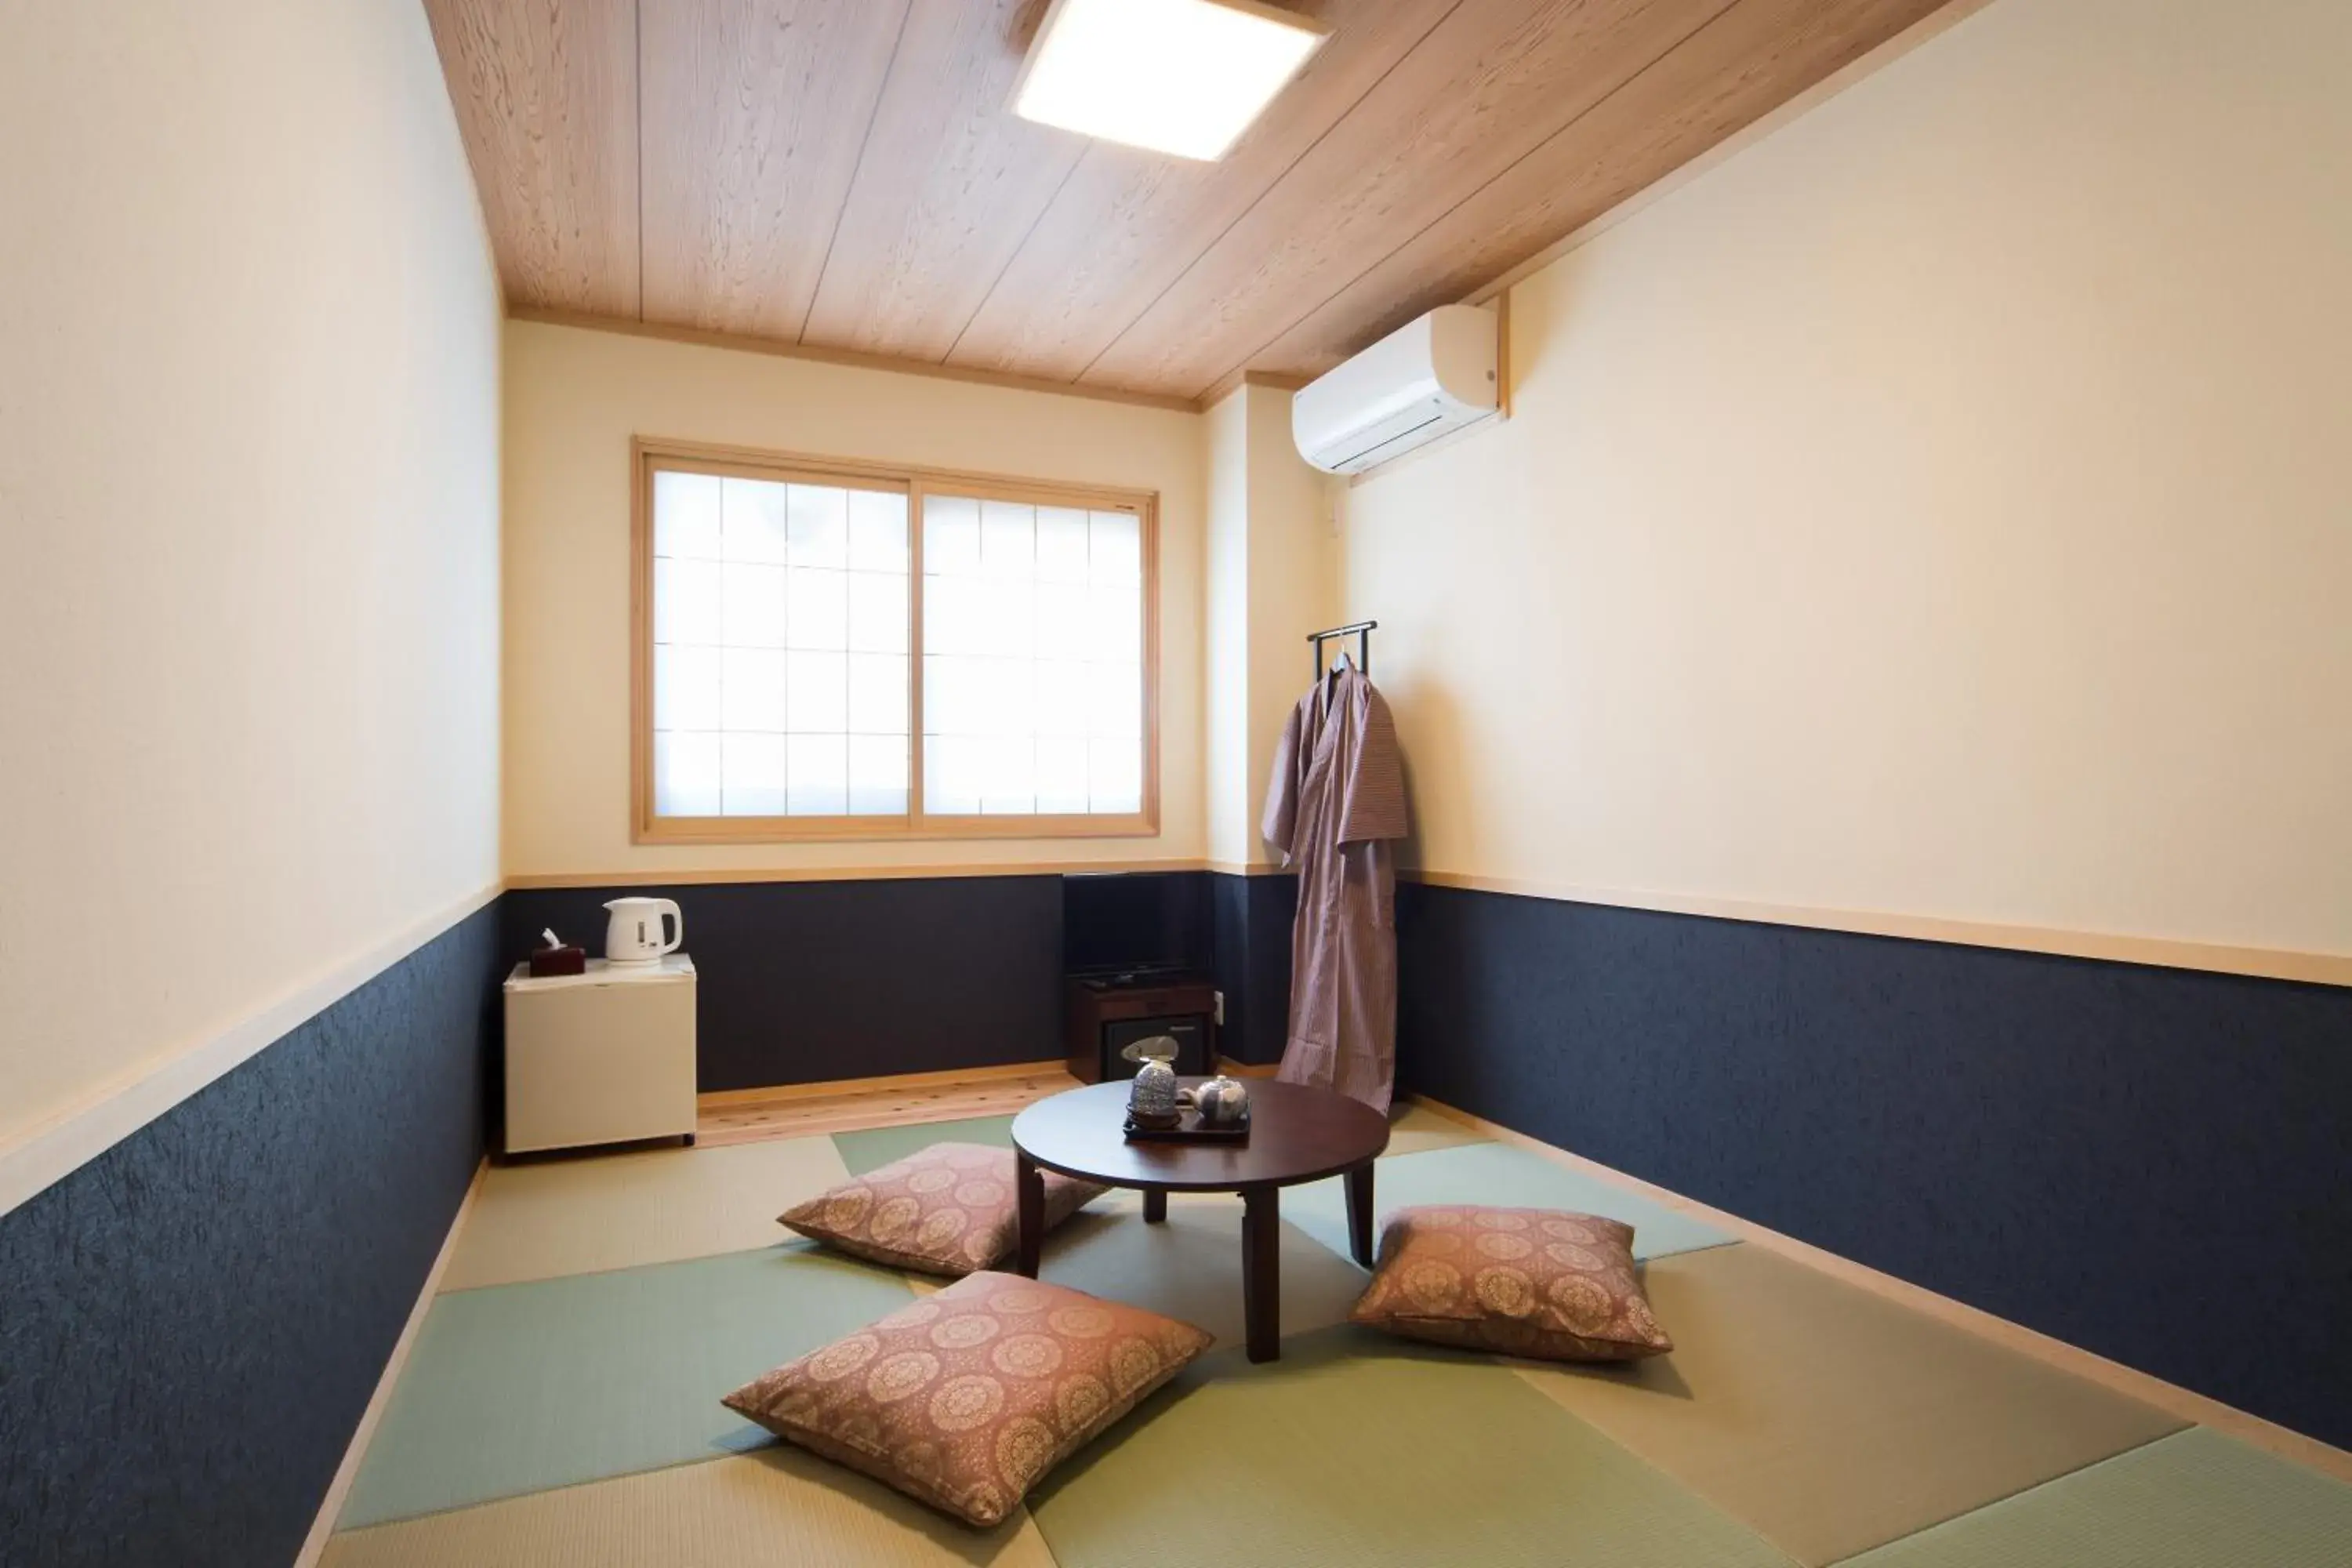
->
527, 943, 587, 978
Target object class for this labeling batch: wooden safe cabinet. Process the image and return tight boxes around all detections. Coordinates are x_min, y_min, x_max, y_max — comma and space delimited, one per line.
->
1064, 971, 1218, 1083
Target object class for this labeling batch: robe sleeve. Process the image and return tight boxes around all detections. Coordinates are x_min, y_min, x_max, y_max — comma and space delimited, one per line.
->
1338, 687, 1408, 845
1261, 700, 1306, 865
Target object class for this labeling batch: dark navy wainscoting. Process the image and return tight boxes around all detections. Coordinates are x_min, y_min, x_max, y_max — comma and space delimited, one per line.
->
1393, 881, 2352, 1448
503, 877, 1068, 1091
0, 905, 499, 1568
1209, 871, 1298, 1065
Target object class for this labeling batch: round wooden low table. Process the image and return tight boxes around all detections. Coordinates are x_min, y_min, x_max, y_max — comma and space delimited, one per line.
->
1010, 1079, 1391, 1363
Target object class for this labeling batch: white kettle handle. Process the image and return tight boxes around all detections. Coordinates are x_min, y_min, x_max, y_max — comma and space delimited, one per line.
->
654, 898, 684, 954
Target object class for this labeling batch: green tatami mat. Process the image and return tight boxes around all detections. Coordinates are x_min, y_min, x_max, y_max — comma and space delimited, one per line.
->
445, 1134, 854, 1290
1030, 1326, 1795, 1568
1283, 1140, 1733, 1267
327, 1450, 1058, 1568
340, 1245, 913, 1528
834, 1115, 1019, 1175
1514, 1243, 2184, 1565
1383, 1102, 1491, 1156
1842, 1428, 2352, 1568
1038, 1198, 1368, 1351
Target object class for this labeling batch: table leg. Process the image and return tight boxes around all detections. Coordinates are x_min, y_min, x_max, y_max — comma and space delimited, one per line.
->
1242, 1185, 1280, 1363
1345, 1160, 1376, 1268
1014, 1150, 1044, 1278
1143, 1187, 1167, 1224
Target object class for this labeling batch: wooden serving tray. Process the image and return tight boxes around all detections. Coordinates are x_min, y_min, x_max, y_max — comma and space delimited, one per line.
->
1123, 1107, 1251, 1143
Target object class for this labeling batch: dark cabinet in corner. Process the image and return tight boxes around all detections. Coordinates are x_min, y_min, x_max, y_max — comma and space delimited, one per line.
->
1065, 973, 1218, 1083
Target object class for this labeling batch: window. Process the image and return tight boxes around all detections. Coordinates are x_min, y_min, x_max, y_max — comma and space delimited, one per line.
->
633, 440, 1157, 842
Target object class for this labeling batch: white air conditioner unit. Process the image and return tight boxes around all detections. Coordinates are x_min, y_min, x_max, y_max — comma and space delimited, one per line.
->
1291, 303, 1497, 474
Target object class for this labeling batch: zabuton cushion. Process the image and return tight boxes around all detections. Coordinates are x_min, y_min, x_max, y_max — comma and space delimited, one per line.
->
1349, 1205, 1674, 1362
781, 1143, 1105, 1276
722, 1271, 1211, 1526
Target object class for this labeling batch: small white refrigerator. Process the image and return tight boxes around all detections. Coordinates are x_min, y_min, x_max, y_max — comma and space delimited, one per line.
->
501, 955, 698, 1153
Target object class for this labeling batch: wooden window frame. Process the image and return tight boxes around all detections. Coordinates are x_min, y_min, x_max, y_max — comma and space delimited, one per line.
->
631, 436, 1162, 844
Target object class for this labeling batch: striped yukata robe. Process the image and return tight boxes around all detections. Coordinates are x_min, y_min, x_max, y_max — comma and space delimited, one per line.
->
1261, 662, 1409, 1114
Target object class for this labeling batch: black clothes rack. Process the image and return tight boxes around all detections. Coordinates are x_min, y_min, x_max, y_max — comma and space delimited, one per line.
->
1308, 620, 1377, 679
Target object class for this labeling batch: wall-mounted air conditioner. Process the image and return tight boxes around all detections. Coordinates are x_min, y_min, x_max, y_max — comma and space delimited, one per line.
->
1291, 303, 1497, 474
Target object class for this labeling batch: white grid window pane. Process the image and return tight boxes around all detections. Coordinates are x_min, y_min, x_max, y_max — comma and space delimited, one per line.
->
849, 490, 909, 572
721, 648, 786, 733
1087, 662, 1142, 738
1089, 510, 1140, 586
848, 654, 908, 735
655, 558, 720, 646
721, 733, 787, 815
787, 568, 848, 649
925, 735, 982, 815
652, 470, 909, 819
1088, 737, 1142, 815
1036, 736, 1088, 813
655, 472, 722, 559
919, 492, 1145, 819
1035, 506, 1089, 583
980, 501, 1034, 580
721, 564, 787, 648
789, 734, 848, 815
847, 572, 906, 653
1035, 583, 1090, 661
789, 485, 848, 568
655, 731, 721, 816
656, 644, 722, 733
788, 651, 848, 734
925, 495, 980, 575
722, 478, 789, 564
848, 735, 908, 815
978, 735, 1035, 815
1034, 661, 1089, 737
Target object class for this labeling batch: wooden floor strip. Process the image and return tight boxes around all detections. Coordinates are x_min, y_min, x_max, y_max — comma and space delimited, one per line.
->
696, 1070, 1084, 1145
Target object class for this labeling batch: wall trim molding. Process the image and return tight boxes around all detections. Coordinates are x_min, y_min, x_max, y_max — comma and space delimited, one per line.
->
506, 858, 1210, 888
1410, 1094, 2352, 1484
506, 307, 1203, 416
0, 880, 503, 1220
1399, 869, 2352, 989
293, 1159, 487, 1568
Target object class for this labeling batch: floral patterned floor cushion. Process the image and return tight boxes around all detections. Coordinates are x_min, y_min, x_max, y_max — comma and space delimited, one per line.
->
1349, 1205, 1675, 1362
781, 1143, 1107, 1276
723, 1271, 1212, 1527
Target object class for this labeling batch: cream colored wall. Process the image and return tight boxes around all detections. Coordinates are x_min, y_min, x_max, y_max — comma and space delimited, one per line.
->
503, 321, 1207, 879
1204, 391, 1256, 866
1339, 0, 2352, 960
0, 0, 503, 1166
1201, 383, 1335, 868
1242, 387, 1338, 865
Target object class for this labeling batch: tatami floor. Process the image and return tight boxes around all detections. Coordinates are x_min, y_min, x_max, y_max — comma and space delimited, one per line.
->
321, 1091, 2352, 1566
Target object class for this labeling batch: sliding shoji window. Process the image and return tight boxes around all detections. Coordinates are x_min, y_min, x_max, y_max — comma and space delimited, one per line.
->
635, 441, 1157, 843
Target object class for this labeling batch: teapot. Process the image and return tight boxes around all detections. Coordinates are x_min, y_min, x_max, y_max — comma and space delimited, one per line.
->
1184, 1075, 1251, 1127
1123, 1036, 1182, 1124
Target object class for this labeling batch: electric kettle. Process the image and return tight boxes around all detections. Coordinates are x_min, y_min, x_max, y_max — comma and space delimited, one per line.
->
603, 897, 684, 967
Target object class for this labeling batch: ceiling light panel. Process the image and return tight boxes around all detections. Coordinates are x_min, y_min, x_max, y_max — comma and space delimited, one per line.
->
1012, 0, 1329, 162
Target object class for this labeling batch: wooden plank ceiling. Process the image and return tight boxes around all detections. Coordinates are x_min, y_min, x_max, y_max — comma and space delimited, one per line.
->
426, 0, 1952, 407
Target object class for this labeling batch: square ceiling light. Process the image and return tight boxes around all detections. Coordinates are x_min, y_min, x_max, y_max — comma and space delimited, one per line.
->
1011, 0, 1330, 162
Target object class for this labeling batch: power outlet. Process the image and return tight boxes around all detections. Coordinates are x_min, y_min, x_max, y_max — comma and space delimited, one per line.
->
1212, 989, 1225, 1025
